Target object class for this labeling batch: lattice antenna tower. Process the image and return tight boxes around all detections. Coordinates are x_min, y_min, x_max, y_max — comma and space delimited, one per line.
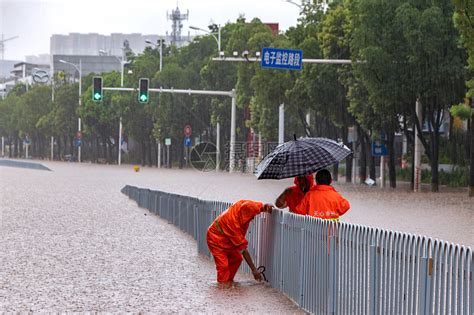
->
167, 3, 188, 46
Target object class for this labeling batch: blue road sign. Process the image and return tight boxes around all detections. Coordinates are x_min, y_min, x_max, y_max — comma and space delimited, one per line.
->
261, 47, 303, 71
184, 137, 192, 147
371, 141, 388, 156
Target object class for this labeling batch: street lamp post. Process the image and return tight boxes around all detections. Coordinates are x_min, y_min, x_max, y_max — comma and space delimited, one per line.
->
100, 48, 129, 166
189, 25, 221, 54
145, 39, 164, 168
145, 39, 163, 72
59, 59, 82, 163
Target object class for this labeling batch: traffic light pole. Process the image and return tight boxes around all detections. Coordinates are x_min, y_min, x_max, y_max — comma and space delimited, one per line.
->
102, 86, 237, 172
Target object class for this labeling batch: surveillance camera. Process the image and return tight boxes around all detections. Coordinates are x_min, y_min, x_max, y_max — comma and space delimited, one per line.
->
233, 51, 238, 57
242, 50, 249, 58
219, 51, 225, 58
255, 51, 261, 57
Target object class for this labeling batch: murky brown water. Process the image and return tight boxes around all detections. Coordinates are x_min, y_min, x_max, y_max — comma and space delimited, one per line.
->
1, 161, 472, 312
0, 162, 305, 313
109, 163, 473, 248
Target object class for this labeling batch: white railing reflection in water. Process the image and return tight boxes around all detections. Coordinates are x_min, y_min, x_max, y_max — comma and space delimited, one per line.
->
121, 185, 473, 315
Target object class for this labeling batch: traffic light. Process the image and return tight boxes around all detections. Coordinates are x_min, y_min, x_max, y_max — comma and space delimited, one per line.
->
138, 78, 149, 103
92, 76, 103, 102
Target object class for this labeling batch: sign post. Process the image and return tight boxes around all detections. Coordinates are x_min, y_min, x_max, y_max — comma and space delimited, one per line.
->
372, 138, 388, 188
165, 138, 171, 168
183, 125, 192, 167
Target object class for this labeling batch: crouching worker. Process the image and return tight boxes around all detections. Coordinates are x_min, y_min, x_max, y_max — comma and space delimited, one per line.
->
206, 200, 273, 284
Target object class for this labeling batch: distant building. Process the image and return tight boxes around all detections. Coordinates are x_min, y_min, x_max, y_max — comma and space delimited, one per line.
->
25, 54, 51, 65
50, 32, 192, 58
0, 62, 50, 98
0, 60, 20, 80
264, 23, 279, 36
52, 55, 122, 79
10, 62, 50, 85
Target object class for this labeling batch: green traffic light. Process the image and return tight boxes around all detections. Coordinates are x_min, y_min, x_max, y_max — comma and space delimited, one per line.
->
94, 92, 102, 100
140, 94, 148, 102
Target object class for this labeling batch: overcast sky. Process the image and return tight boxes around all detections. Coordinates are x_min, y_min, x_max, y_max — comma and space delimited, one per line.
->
0, 0, 302, 61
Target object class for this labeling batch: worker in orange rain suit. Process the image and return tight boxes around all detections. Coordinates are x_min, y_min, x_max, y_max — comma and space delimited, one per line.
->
206, 200, 273, 283
296, 169, 350, 220
275, 175, 315, 215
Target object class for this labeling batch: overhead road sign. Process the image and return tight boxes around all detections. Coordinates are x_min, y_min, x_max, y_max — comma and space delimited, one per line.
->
261, 47, 303, 71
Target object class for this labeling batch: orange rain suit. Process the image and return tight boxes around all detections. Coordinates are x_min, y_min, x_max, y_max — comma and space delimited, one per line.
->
206, 200, 263, 283
285, 175, 315, 215
297, 184, 350, 219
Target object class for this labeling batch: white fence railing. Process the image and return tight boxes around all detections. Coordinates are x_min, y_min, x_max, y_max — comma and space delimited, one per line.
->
122, 185, 473, 315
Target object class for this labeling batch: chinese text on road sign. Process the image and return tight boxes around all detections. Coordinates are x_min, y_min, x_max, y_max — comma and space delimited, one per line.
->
261, 48, 303, 71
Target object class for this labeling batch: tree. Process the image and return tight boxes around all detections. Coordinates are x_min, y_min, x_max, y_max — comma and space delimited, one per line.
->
452, 0, 474, 196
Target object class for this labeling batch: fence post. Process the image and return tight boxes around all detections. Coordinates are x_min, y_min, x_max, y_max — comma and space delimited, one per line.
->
298, 220, 305, 306
280, 213, 285, 292
328, 232, 337, 314
419, 256, 432, 315
370, 241, 378, 315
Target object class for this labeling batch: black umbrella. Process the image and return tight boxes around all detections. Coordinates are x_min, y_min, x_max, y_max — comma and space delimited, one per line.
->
255, 137, 352, 180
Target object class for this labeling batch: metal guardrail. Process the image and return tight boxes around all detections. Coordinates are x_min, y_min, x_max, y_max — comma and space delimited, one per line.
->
121, 185, 473, 314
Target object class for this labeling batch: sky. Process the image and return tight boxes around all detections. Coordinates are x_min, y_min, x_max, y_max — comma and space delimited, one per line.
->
0, 0, 302, 61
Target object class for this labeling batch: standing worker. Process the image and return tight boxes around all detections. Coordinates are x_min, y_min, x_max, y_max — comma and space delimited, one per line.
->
275, 175, 314, 215
206, 200, 273, 284
297, 169, 350, 220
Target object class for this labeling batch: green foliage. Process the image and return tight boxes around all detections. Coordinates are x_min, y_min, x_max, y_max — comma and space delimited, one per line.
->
453, 0, 474, 97
450, 103, 473, 120
0, 7, 469, 171
396, 166, 469, 187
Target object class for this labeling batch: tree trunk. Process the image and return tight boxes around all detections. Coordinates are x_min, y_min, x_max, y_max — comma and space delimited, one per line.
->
469, 115, 473, 197
70, 136, 74, 157
369, 154, 376, 183
102, 136, 108, 161
346, 142, 354, 183
8, 136, 12, 158
107, 138, 113, 163
141, 141, 146, 166
332, 163, 339, 182
18, 136, 23, 158
430, 125, 440, 193
179, 141, 184, 169
367, 133, 376, 183
14, 136, 19, 157
359, 130, 367, 184
57, 136, 62, 160
388, 131, 397, 188
147, 138, 153, 167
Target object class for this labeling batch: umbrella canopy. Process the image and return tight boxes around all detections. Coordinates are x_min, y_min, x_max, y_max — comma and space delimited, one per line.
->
255, 137, 352, 180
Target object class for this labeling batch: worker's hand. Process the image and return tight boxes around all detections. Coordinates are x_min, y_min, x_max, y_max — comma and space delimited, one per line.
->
262, 203, 273, 214
252, 269, 263, 282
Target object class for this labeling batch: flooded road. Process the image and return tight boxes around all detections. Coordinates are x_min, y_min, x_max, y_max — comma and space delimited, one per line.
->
0, 162, 304, 313
0, 161, 472, 312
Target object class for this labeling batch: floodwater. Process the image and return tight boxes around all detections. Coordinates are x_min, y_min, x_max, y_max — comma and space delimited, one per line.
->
0, 162, 304, 313
1, 161, 473, 312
